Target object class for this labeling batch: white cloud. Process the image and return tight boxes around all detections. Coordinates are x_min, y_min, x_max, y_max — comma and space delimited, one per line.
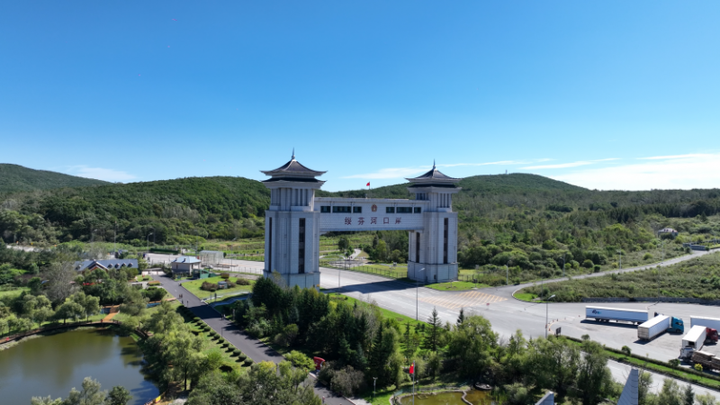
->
552, 153, 720, 190
343, 159, 546, 180
440, 160, 531, 168
638, 153, 711, 161
66, 166, 136, 182
343, 167, 429, 179
522, 158, 619, 170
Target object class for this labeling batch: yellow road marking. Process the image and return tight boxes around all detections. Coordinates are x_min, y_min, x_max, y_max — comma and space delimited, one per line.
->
419, 291, 507, 309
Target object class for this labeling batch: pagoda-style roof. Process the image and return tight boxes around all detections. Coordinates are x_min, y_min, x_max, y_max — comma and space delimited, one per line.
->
261, 151, 325, 177
406, 162, 459, 185
261, 152, 326, 183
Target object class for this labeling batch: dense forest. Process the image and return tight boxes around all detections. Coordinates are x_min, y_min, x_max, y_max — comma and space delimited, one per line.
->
0, 164, 109, 194
1, 168, 720, 278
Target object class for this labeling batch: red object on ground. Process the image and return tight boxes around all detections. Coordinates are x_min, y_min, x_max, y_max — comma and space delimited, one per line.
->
313, 357, 325, 371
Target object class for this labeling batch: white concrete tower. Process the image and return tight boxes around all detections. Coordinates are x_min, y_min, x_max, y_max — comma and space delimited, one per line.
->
261, 152, 325, 289
406, 162, 461, 282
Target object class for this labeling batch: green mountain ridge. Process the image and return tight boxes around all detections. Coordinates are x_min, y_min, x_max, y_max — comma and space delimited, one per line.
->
0, 164, 109, 194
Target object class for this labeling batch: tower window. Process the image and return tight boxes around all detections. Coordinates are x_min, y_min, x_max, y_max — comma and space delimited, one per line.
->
333, 206, 352, 213
414, 207, 422, 213
386, 207, 395, 213
298, 218, 306, 274
320, 206, 331, 213
353, 206, 362, 213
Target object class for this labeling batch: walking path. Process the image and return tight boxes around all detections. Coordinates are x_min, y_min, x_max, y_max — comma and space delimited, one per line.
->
157, 275, 359, 405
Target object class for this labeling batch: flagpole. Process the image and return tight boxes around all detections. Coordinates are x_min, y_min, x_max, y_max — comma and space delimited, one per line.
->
412, 361, 415, 405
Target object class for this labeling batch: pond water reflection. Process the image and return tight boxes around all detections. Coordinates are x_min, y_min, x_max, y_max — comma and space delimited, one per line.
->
0, 327, 159, 405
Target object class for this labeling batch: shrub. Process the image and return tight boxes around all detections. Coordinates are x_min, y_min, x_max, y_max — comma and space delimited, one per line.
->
238, 353, 247, 361
643, 253, 653, 261
220, 273, 230, 279
243, 358, 254, 367
221, 342, 229, 348
235, 278, 251, 286
330, 366, 366, 397
233, 349, 242, 357
583, 259, 594, 269
201, 282, 218, 292
668, 359, 680, 367
147, 281, 161, 286
593, 265, 601, 273
285, 350, 315, 372
621, 346, 631, 356
694, 363, 703, 372
142, 287, 167, 302
226, 281, 236, 288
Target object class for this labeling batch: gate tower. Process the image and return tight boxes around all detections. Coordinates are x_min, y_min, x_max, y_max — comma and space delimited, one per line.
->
405, 163, 460, 282
261, 152, 324, 288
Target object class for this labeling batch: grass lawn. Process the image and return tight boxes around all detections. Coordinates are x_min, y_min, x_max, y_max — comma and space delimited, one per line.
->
425, 281, 489, 291
182, 276, 255, 299
513, 292, 537, 302
0, 287, 29, 299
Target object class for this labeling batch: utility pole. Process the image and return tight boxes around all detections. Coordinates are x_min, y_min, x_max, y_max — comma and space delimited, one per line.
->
545, 294, 556, 338
505, 265, 509, 286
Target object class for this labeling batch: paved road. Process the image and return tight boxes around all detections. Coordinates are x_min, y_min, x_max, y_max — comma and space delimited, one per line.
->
157, 275, 354, 405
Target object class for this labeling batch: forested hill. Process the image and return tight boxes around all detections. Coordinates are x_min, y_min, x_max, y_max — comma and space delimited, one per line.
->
1, 169, 720, 257
0, 164, 109, 194
0, 176, 269, 245
318, 173, 586, 199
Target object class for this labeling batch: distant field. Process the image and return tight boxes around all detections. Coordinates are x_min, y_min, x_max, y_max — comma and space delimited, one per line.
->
517, 252, 720, 302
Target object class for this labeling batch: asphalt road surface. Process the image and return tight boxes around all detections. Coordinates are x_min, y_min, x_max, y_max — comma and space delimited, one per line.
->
157, 276, 355, 405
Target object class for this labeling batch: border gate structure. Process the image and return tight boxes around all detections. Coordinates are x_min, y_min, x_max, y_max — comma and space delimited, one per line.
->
261, 153, 460, 289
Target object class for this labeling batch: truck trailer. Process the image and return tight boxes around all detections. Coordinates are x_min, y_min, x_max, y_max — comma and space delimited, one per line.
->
691, 350, 720, 372
691, 316, 720, 333
638, 315, 684, 341
585, 306, 650, 324
680, 325, 718, 359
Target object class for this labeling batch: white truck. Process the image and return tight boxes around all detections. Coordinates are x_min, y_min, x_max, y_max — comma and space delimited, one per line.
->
585, 306, 650, 324
680, 325, 710, 359
638, 315, 684, 340
691, 316, 720, 331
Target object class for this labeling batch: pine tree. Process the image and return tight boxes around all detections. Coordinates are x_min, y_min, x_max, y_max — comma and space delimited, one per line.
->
423, 307, 441, 352
457, 308, 465, 325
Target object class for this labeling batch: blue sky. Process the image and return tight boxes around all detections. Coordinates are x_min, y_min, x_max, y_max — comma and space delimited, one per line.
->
1, 1, 719, 191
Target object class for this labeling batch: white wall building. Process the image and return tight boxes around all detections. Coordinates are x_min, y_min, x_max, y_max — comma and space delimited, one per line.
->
261, 154, 460, 289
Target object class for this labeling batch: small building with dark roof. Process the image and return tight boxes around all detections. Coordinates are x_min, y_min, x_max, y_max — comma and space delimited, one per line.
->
75, 259, 138, 273
171, 256, 202, 275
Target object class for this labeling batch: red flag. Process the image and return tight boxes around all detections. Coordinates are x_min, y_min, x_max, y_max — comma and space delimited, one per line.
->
366, 182, 370, 187
409, 362, 414, 374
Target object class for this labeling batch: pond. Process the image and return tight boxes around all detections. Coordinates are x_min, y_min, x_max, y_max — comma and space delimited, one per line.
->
396, 389, 496, 405
0, 327, 160, 405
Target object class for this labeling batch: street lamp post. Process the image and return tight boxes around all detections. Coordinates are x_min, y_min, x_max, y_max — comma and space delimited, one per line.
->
545, 294, 556, 338
416, 268, 425, 321
146, 232, 153, 253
